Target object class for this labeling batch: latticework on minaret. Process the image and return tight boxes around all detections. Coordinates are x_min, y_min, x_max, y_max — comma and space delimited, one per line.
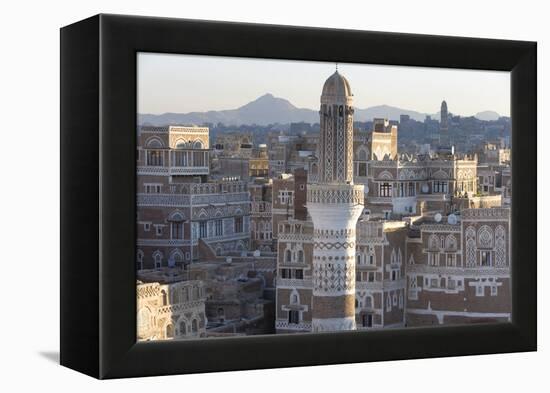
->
307, 71, 364, 332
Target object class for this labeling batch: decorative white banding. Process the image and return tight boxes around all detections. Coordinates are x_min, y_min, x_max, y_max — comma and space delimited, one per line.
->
312, 317, 356, 332
312, 259, 356, 296
307, 184, 364, 205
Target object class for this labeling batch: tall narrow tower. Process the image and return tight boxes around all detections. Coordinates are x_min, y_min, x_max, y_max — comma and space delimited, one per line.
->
307, 71, 364, 332
440, 100, 449, 146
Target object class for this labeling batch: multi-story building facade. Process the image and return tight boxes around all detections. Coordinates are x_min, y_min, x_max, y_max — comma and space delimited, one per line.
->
137, 270, 207, 341
271, 169, 308, 241
136, 125, 251, 269
274, 71, 511, 334
275, 217, 411, 333
249, 179, 274, 252
359, 155, 479, 217
406, 208, 511, 325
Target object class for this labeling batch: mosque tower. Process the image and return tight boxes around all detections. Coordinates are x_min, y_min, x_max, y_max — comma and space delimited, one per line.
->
307, 70, 364, 332
440, 100, 449, 146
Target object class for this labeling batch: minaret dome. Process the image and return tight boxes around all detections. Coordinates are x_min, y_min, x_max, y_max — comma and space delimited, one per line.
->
321, 71, 353, 105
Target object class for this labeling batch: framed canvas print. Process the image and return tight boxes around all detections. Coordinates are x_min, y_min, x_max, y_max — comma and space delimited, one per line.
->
60, 14, 536, 379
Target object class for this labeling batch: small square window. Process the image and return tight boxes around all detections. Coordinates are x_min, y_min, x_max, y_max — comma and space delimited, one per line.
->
144, 223, 151, 232
155, 226, 163, 236
490, 286, 498, 296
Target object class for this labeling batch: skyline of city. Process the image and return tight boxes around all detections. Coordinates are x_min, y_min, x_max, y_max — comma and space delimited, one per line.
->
136, 68, 512, 341
138, 52, 510, 117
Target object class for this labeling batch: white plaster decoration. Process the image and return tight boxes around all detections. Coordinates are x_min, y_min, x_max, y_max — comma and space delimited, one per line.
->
494, 225, 507, 267
478, 225, 494, 248
312, 316, 356, 332
465, 226, 477, 267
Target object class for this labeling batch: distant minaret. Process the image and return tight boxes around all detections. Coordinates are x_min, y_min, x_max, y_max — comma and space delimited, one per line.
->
440, 100, 449, 146
307, 70, 364, 332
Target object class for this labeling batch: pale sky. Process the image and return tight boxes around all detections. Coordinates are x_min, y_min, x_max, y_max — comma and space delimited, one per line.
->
138, 52, 510, 117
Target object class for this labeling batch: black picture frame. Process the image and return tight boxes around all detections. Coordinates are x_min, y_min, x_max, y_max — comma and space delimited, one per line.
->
60, 14, 536, 379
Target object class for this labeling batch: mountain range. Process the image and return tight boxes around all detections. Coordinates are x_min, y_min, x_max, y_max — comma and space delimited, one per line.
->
138, 93, 501, 126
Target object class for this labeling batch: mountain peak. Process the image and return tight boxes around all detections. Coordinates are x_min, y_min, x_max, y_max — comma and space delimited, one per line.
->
239, 93, 296, 112
475, 110, 500, 121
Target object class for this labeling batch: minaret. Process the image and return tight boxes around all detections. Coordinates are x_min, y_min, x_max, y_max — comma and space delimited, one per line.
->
307, 70, 364, 332
440, 100, 449, 146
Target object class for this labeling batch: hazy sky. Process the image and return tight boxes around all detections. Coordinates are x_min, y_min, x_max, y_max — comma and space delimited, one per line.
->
138, 52, 510, 117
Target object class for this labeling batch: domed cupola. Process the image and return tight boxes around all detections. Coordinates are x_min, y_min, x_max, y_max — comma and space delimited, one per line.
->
321, 71, 353, 105
316, 70, 355, 184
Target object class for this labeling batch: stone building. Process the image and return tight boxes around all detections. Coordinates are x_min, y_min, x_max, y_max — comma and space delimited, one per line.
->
351, 121, 480, 218
136, 125, 251, 269
406, 208, 511, 325
249, 179, 274, 252
214, 132, 253, 157
368, 118, 398, 161
274, 71, 511, 335
271, 169, 308, 241
267, 132, 318, 178
249, 144, 269, 178
137, 269, 207, 341
275, 218, 409, 333
355, 220, 408, 329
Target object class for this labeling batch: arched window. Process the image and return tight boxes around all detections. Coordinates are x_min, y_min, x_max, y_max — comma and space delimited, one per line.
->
165, 324, 174, 338
193, 140, 203, 149
153, 251, 163, 269
191, 319, 198, 333
285, 249, 292, 263
368, 246, 376, 265
146, 137, 163, 149
495, 225, 506, 267
179, 321, 187, 336
175, 139, 188, 149
170, 250, 184, 267
160, 290, 167, 306
428, 234, 440, 251
445, 234, 457, 251
137, 308, 151, 331
465, 226, 476, 267
310, 163, 318, 177
136, 249, 144, 270
297, 250, 304, 263
478, 225, 494, 248
169, 212, 184, 240
358, 148, 367, 161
